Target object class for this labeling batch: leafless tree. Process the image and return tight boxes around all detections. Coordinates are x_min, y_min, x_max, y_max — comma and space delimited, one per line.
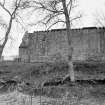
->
21, 0, 82, 82
0, 0, 25, 59
95, 11, 105, 27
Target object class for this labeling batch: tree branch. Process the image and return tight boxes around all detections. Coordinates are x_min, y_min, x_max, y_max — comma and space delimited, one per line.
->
0, 2, 12, 17
3, 0, 5, 6
47, 19, 65, 30
68, 0, 72, 16
70, 14, 82, 22
32, 1, 63, 14
11, 0, 22, 19
44, 12, 63, 25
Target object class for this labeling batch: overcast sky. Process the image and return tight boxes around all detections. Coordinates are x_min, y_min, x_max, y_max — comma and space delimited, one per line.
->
0, 0, 105, 58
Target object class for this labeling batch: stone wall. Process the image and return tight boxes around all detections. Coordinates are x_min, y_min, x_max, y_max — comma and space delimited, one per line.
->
19, 27, 105, 62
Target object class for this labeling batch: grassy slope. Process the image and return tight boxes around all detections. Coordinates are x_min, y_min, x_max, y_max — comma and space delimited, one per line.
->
0, 61, 105, 80
0, 61, 105, 104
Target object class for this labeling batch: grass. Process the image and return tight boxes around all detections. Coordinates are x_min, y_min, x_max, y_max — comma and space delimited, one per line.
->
1, 84, 105, 105
0, 61, 105, 104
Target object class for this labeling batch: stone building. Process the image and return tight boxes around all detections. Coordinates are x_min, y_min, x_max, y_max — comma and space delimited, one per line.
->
19, 27, 105, 62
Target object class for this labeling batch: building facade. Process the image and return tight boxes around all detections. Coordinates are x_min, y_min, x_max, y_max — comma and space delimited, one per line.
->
19, 27, 105, 62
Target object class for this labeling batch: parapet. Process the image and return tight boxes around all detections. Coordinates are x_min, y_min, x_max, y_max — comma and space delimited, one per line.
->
23, 27, 105, 38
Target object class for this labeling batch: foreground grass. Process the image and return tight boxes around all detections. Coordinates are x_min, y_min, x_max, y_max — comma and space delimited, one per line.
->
0, 61, 105, 104
0, 83, 105, 105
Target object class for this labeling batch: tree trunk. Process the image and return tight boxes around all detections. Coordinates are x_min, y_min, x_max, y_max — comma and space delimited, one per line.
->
0, 17, 13, 60
0, 46, 3, 60
61, 0, 75, 82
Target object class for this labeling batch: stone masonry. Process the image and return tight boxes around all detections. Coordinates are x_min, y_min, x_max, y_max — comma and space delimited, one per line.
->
19, 27, 105, 62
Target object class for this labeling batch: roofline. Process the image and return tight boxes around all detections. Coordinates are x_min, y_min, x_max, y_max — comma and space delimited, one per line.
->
27, 27, 105, 34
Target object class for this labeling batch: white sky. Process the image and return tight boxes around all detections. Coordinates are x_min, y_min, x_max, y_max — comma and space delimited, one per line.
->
78, 0, 105, 27
0, 0, 105, 58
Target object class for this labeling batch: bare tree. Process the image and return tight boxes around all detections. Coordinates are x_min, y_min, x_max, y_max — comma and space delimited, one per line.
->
95, 12, 105, 27
0, 0, 25, 59
22, 0, 82, 82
